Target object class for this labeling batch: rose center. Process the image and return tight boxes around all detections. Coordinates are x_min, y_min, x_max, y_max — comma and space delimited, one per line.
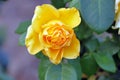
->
43, 22, 73, 49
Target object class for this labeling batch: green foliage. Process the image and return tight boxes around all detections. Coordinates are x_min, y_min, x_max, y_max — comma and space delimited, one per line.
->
0, 73, 14, 80
79, 0, 115, 33
98, 40, 120, 55
118, 51, 120, 59
0, 27, 6, 45
0, 0, 7, 1
51, 0, 66, 8
93, 52, 117, 73
18, 32, 26, 46
45, 63, 77, 80
98, 76, 111, 80
74, 20, 93, 40
16, 0, 120, 80
68, 59, 82, 80
85, 38, 99, 52
80, 54, 98, 76
38, 57, 52, 80
15, 20, 30, 46
68, 0, 80, 10
15, 20, 31, 34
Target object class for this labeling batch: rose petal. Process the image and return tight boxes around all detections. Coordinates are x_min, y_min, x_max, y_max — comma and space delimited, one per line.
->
32, 4, 59, 33
115, 0, 120, 13
25, 26, 43, 55
58, 7, 81, 29
44, 48, 63, 64
63, 34, 80, 59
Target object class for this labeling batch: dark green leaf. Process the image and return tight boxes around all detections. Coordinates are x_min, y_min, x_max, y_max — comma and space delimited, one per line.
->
51, 0, 65, 8
64, 0, 72, 3
80, 54, 98, 76
18, 32, 26, 46
45, 63, 77, 80
0, 0, 7, 1
35, 51, 47, 59
93, 52, 117, 73
68, 59, 82, 80
118, 51, 120, 59
68, 0, 80, 10
85, 38, 99, 52
38, 58, 52, 80
99, 41, 119, 55
15, 20, 31, 34
74, 20, 93, 40
79, 0, 115, 33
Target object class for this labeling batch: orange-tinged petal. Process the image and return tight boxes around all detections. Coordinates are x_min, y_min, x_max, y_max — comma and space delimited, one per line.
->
58, 7, 81, 29
25, 26, 43, 55
44, 48, 63, 64
51, 49, 63, 64
63, 34, 80, 59
44, 48, 59, 60
32, 4, 59, 33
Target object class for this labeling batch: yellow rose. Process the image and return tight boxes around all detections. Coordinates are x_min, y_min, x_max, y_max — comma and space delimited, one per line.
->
113, 0, 120, 34
25, 4, 81, 64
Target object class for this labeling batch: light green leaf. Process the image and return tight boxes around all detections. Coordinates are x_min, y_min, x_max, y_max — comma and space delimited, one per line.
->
68, 59, 82, 80
15, 20, 31, 34
80, 54, 98, 76
45, 64, 61, 80
79, 0, 115, 33
85, 38, 99, 52
68, 0, 80, 10
93, 52, 117, 73
45, 63, 77, 80
18, 32, 26, 46
62, 63, 77, 80
38, 58, 52, 80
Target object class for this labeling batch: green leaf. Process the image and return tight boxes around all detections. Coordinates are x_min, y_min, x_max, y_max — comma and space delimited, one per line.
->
99, 41, 120, 55
38, 58, 52, 80
62, 63, 77, 80
45, 64, 61, 80
74, 20, 93, 40
0, 27, 6, 45
35, 51, 46, 59
68, 0, 80, 10
64, 0, 72, 3
15, 20, 31, 34
93, 52, 117, 73
51, 0, 65, 8
18, 32, 26, 46
45, 63, 77, 80
79, 0, 115, 33
98, 76, 111, 80
85, 38, 99, 52
80, 54, 98, 76
118, 51, 120, 59
68, 59, 82, 80
0, 0, 7, 1
0, 72, 14, 80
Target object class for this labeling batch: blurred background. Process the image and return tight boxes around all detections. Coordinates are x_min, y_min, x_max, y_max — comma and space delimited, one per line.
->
0, 0, 50, 80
